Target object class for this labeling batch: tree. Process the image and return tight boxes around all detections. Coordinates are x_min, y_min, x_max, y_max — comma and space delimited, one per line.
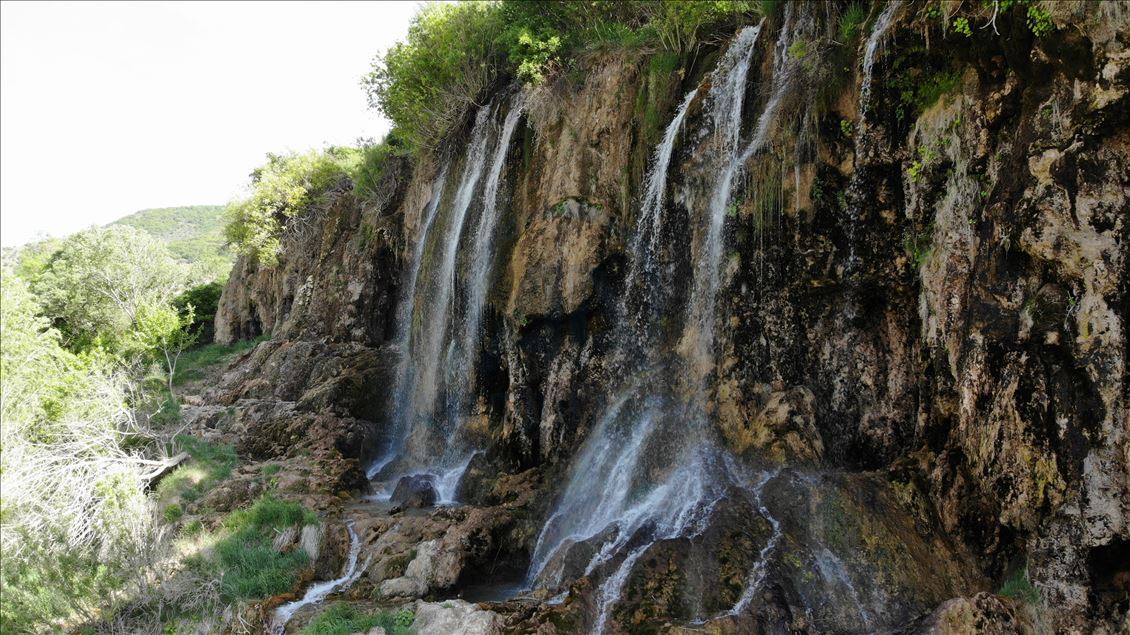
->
132, 302, 198, 393
32, 226, 187, 353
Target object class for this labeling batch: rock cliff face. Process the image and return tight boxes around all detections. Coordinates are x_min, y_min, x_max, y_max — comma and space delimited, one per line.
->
212, 3, 1127, 633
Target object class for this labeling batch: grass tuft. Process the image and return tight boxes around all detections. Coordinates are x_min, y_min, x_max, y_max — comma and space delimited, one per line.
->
300, 603, 414, 635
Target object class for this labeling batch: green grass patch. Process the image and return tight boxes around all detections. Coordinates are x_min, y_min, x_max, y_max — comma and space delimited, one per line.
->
998, 563, 1040, 604
300, 603, 414, 635
173, 334, 269, 385
156, 435, 239, 505
163, 503, 184, 523
184, 494, 318, 602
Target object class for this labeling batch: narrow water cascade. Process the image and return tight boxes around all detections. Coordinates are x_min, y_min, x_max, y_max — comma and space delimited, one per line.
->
400, 104, 495, 456
272, 523, 367, 632
370, 159, 453, 479
369, 94, 525, 502
445, 96, 526, 458
858, 0, 903, 127
681, 10, 804, 378
845, 0, 903, 278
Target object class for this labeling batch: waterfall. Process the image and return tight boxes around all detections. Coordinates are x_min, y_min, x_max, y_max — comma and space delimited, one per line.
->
402, 104, 495, 446
623, 86, 700, 341
678, 6, 813, 375
370, 94, 524, 500
858, 0, 902, 127
370, 159, 453, 479
845, 0, 902, 277
449, 95, 526, 434
525, 23, 783, 631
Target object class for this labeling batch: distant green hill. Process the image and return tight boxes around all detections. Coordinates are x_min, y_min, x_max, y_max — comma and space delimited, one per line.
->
111, 205, 230, 265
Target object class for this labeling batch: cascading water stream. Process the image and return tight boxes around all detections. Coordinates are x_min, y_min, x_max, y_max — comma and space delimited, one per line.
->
272, 523, 368, 632
402, 105, 495, 445
858, 0, 902, 129
443, 95, 526, 457
680, 11, 802, 378
845, 0, 902, 279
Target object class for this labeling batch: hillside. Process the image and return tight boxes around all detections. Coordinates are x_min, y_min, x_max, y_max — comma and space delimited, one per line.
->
111, 204, 230, 265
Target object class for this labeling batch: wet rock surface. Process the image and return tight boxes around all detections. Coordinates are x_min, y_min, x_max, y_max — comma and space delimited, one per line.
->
389, 474, 439, 509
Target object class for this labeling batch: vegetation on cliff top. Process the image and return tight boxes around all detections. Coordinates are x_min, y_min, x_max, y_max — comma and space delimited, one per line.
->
363, 0, 764, 156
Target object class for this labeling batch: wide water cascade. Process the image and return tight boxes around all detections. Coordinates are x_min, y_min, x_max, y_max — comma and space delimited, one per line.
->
371, 8, 915, 632
522, 17, 821, 630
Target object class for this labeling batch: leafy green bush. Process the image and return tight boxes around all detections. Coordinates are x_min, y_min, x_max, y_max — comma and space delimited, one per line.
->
164, 503, 184, 523
362, 2, 503, 156
30, 225, 188, 354
224, 148, 360, 264
353, 139, 401, 200
364, 1, 762, 156
301, 603, 414, 635
174, 280, 224, 343
1, 269, 171, 632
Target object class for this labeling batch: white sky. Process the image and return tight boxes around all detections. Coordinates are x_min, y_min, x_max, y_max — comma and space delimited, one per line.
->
1, 1, 420, 247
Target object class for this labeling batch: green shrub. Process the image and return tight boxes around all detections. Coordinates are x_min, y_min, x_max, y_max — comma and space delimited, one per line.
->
301, 603, 414, 635
174, 280, 224, 344
224, 148, 360, 265
353, 140, 400, 200
838, 2, 867, 42
1026, 5, 1054, 37
952, 16, 972, 37
30, 225, 188, 355
362, 2, 503, 156
163, 503, 184, 523
365, 1, 764, 157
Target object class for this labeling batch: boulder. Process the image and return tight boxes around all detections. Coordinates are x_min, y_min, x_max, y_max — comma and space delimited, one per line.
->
391, 474, 439, 509
411, 599, 501, 635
